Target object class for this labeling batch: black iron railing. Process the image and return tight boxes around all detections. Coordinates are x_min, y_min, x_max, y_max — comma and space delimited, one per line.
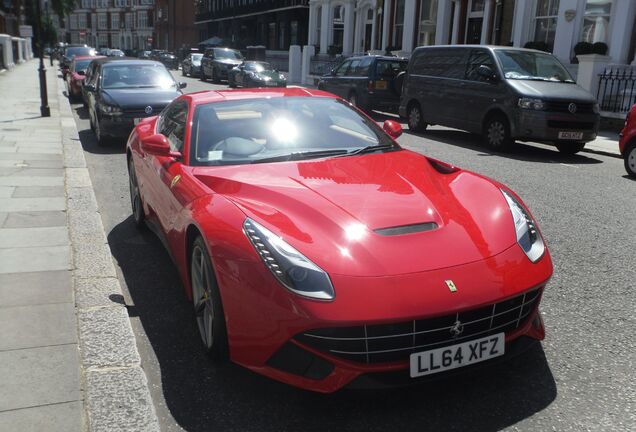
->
597, 67, 636, 113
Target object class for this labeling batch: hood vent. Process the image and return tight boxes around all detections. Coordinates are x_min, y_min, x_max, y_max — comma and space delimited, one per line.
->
374, 222, 438, 236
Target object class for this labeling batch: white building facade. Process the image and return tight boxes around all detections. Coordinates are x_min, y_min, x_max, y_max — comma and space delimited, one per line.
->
67, 0, 154, 50
307, 0, 636, 66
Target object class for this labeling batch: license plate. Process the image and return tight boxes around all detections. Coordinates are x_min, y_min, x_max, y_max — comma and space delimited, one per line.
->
410, 333, 505, 378
375, 80, 387, 90
266, 81, 278, 86
558, 131, 583, 140
134, 118, 142, 125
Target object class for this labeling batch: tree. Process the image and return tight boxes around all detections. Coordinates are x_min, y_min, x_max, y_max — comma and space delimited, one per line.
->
51, 0, 78, 18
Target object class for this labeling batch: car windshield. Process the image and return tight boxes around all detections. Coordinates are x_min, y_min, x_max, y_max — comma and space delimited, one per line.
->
191, 54, 203, 62
101, 64, 176, 89
73, 60, 92, 72
245, 62, 271, 72
190, 97, 395, 166
213, 48, 243, 60
495, 50, 574, 82
67, 47, 95, 57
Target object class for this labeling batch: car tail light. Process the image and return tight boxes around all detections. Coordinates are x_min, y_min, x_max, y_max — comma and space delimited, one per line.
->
367, 80, 375, 91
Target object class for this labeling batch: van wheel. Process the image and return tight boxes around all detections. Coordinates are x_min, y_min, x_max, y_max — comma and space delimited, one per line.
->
484, 115, 513, 151
624, 142, 636, 178
555, 141, 585, 155
407, 103, 427, 132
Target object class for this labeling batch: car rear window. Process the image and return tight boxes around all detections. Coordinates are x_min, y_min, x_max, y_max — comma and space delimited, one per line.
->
375, 60, 407, 79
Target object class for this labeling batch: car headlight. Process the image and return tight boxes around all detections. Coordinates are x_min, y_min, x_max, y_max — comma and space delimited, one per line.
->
243, 218, 335, 300
501, 189, 545, 262
279, 74, 286, 80
518, 98, 546, 110
99, 103, 122, 115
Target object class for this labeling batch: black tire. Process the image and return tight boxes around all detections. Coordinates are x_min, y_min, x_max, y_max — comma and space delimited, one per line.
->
393, 71, 406, 96
228, 76, 236, 88
317, 82, 325, 91
624, 141, 636, 178
190, 236, 228, 360
201, 68, 207, 81
181, 67, 186, 76
407, 102, 427, 132
555, 141, 586, 155
483, 114, 513, 151
128, 157, 145, 228
94, 115, 108, 147
212, 67, 220, 84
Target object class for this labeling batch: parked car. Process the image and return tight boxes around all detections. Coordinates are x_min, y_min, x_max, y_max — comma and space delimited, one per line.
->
66, 55, 105, 102
228, 61, 286, 88
400, 45, 600, 154
108, 49, 125, 57
61, 45, 96, 79
201, 47, 244, 83
158, 52, 179, 70
126, 87, 553, 393
83, 58, 186, 146
181, 52, 203, 77
619, 104, 636, 177
138, 50, 152, 59
318, 55, 407, 113
98, 48, 112, 56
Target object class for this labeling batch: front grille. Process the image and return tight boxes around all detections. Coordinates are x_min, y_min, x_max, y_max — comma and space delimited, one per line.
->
124, 106, 165, 116
547, 120, 595, 130
546, 101, 595, 114
295, 288, 541, 364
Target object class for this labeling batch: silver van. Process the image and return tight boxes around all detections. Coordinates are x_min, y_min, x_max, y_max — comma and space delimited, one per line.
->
399, 46, 600, 154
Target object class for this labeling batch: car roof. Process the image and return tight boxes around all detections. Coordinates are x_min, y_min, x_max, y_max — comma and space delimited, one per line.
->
73, 55, 104, 61
347, 55, 408, 61
184, 88, 335, 105
412, 44, 550, 54
94, 58, 165, 67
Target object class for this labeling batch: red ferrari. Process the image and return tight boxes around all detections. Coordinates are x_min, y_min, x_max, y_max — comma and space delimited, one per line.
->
126, 88, 553, 393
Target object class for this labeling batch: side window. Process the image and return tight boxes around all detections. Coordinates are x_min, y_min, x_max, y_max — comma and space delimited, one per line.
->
353, 57, 373, 76
335, 60, 351, 76
347, 59, 361, 76
410, 48, 468, 79
159, 101, 188, 152
466, 50, 496, 82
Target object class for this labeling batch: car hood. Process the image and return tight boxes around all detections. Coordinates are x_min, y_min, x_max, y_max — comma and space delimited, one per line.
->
254, 71, 285, 81
507, 79, 596, 102
101, 88, 180, 109
192, 150, 518, 276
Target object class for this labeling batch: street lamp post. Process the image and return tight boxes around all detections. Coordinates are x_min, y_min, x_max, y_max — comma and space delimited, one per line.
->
35, 0, 50, 117
46, 0, 52, 66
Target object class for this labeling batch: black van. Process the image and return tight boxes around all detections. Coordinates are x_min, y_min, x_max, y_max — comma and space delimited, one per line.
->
399, 46, 600, 154
318, 55, 407, 113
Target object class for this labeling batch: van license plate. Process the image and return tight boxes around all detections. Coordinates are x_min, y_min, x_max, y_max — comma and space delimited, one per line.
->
375, 81, 387, 90
558, 131, 583, 140
409, 333, 505, 378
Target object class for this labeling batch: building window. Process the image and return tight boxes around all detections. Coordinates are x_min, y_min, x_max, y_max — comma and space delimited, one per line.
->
125, 13, 133, 29
97, 0, 109, 8
580, 0, 612, 44
393, 0, 405, 48
115, 0, 126, 6
279, 21, 287, 49
533, 0, 559, 50
471, 0, 485, 12
81, 0, 90, 8
418, 0, 438, 46
78, 13, 87, 29
138, 12, 148, 28
98, 13, 107, 30
69, 14, 78, 30
290, 21, 298, 45
99, 33, 108, 47
268, 22, 276, 49
111, 13, 120, 29
332, 5, 344, 48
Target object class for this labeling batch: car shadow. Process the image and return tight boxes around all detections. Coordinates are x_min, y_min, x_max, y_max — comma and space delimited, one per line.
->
107, 216, 558, 432
78, 128, 126, 155
404, 128, 603, 165
72, 104, 90, 121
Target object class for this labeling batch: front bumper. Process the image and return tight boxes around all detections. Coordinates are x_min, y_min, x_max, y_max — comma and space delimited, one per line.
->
99, 111, 161, 139
219, 243, 553, 393
513, 109, 600, 143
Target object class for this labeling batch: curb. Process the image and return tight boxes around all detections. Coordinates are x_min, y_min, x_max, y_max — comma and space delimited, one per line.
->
56, 68, 160, 432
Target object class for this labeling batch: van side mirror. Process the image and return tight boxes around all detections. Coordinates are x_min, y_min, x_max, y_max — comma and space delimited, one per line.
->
477, 65, 498, 82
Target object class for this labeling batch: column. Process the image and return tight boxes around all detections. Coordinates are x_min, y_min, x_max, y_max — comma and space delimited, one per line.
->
401, 0, 417, 53
302, 44, 316, 84
353, 5, 363, 53
451, 1, 461, 44
552, 0, 578, 64
436, 0, 453, 45
381, 0, 391, 50
370, 5, 377, 50
343, 1, 355, 55
320, 2, 330, 54
0, 34, 14, 69
308, 2, 318, 46
608, 0, 636, 63
512, 0, 530, 48
480, 0, 494, 44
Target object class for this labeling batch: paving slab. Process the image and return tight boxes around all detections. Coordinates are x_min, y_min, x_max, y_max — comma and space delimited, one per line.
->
0, 344, 81, 412
0, 271, 72, 307
0, 186, 13, 197
0, 303, 77, 351
0, 167, 63, 177
0, 196, 66, 212
0, 153, 62, 161
0, 245, 71, 273
0, 401, 83, 432
2, 211, 67, 228
11, 185, 65, 197
0, 226, 68, 248
0, 176, 64, 186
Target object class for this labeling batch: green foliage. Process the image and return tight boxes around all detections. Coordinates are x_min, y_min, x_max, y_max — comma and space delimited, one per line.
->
51, 0, 78, 18
573, 41, 593, 55
592, 42, 608, 55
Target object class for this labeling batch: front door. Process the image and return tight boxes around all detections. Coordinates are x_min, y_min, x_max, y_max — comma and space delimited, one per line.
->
466, 18, 483, 44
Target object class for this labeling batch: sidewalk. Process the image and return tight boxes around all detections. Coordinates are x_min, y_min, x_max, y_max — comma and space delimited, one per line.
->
0, 60, 158, 432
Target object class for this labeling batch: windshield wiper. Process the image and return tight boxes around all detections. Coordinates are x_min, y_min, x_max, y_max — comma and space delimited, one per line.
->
251, 149, 349, 164
347, 143, 397, 156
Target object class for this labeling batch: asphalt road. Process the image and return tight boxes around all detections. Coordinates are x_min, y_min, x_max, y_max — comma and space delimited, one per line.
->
69, 69, 636, 432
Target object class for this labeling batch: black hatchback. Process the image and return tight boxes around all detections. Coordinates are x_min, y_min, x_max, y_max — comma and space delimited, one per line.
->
83, 58, 186, 145
317, 55, 408, 113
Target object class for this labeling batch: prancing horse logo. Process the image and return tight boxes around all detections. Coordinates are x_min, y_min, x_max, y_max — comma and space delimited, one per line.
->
445, 280, 457, 292
145, 106, 153, 115
450, 320, 464, 338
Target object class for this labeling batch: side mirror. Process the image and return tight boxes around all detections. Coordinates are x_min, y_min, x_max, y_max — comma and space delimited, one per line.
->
78, 70, 86, 76
477, 65, 498, 82
141, 134, 181, 158
383, 120, 403, 139
330, 68, 336, 76
179, 82, 187, 89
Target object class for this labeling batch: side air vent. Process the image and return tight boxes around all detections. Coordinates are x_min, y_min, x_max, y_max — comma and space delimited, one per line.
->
374, 222, 438, 236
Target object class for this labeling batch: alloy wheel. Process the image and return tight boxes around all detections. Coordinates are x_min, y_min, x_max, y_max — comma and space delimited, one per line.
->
408, 104, 425, 132
487, 121, 506, 148
191, 243, 215, 350
626, 143, 636, 177
128, 159, 144, 227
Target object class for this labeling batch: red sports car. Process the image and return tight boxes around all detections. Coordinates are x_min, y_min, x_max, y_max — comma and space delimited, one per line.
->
126, 88, 553, 393
619, 104, 636, 178
66, 55, 103, 102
